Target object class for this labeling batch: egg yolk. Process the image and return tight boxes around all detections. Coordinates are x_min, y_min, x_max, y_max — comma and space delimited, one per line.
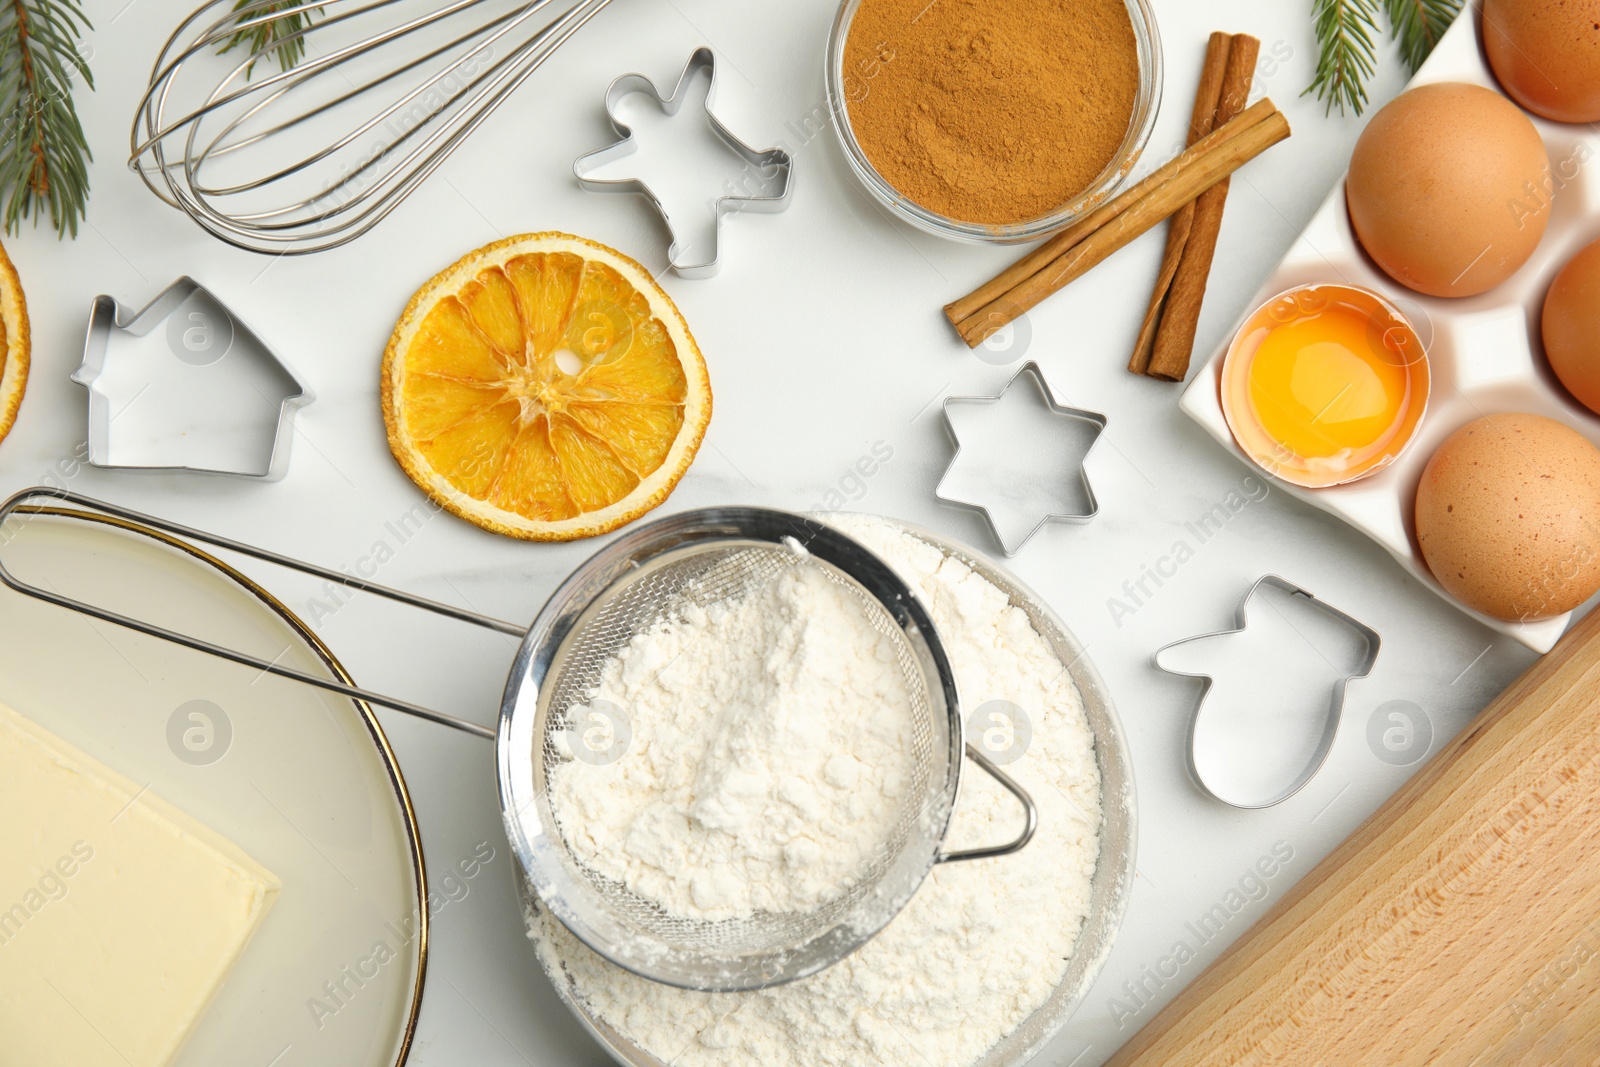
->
1220, 284, 1431, 489
1247, 304, 1412, 460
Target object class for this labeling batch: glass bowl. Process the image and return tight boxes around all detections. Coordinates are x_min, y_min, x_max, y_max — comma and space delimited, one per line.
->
823, 0, 1163, 243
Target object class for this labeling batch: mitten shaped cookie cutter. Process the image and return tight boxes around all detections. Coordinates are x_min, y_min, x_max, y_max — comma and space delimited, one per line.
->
573, 47, 793, 278
1155, 575, 1382, 808
73, 277, 313, 480
935, 361, 1106, 556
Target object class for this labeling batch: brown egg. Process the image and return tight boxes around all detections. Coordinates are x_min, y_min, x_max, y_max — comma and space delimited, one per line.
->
1346, 83, 1550, 298
1415, 413, 1600, 621
1543, 236, 1600, 417
1484, 0, 1600, 123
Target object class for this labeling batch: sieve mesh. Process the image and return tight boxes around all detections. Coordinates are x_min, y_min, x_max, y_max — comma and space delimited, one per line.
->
535, 542, 940, 961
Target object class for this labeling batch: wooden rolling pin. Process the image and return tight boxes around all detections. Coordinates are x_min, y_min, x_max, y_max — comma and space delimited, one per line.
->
1108, 605, 1600, 1066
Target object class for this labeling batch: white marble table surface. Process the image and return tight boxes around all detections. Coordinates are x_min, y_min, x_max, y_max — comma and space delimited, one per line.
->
0, 1, 1566, 1063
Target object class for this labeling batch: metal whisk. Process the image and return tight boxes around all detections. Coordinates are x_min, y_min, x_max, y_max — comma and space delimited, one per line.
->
131, 0, 615, 255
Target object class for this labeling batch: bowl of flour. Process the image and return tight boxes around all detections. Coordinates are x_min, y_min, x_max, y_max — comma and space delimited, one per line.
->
524, 514, 1135, 1067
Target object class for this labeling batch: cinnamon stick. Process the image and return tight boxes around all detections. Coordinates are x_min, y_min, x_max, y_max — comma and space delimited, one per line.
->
1128, 32, 1234, 376
949, 100, 1290, 348
942, 95, 1280, 331
1144, 34, 1261, 382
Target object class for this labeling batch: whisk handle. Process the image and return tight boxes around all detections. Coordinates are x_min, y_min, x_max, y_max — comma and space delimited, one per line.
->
0, 486, 521, 739
936, 743, 1040, 863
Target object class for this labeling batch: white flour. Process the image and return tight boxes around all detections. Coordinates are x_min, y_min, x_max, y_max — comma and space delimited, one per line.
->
534, 516, 1103, 1067
547, 562, 916, 920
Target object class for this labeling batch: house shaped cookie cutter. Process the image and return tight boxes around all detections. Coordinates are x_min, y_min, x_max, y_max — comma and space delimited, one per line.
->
573, 47, 794, 278
74, 277, 313, 480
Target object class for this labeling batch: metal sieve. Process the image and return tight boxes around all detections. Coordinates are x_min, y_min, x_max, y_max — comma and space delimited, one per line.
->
498, 507, 1037, 991
530, 517, 1136, 1067
0, 491, 1036, 993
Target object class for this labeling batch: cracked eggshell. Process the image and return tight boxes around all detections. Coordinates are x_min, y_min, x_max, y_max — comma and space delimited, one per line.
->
1346, 82, 1551, 298
1414, 413, 1600, 622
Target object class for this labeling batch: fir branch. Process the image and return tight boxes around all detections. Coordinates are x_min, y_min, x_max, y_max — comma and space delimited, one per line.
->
1383, 0, 1464, 73
0, 0, 93, 238
1305, 0, 1382, 116
218, 0, 319, 77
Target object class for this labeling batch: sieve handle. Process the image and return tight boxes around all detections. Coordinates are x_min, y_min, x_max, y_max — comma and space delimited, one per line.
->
936, 743, 1039, 863
0, 487, 524, 740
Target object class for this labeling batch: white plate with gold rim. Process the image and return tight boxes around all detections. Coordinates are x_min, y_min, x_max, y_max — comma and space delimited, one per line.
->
0, 508, 426, 1067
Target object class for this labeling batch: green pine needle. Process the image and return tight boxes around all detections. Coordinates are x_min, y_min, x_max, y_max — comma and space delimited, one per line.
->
1384, 0, 1464, 73
218, 0, 319, 78
1307, 0, 1466, 116
1305, 0, 1382, 116
0, 0, 94, 239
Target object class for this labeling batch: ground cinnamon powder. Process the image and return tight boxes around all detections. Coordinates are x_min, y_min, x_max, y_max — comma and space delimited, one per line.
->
843, 0, 1140, 226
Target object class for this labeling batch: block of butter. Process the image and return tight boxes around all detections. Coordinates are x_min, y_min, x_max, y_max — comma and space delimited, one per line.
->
0, 702, 280, 1067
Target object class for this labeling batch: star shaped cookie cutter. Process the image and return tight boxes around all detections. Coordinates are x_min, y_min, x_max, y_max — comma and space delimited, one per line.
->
1155, 575, 1382, 809
573, 47, 793, 279
935, 361, 1107, 556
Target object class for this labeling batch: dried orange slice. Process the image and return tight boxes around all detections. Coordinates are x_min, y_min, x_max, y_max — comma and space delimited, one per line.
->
0, 240, 30, 449
382, 233, 710, 540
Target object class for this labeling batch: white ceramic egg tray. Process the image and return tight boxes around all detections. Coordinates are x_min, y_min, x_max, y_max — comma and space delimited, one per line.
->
1181, 7, 1600, 653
